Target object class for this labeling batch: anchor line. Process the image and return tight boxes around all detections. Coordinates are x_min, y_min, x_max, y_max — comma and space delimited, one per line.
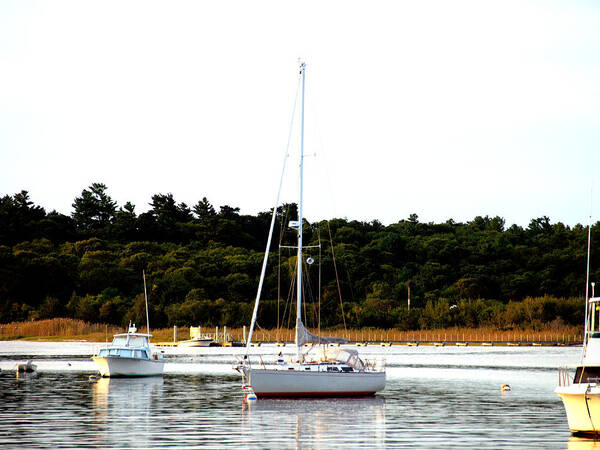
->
585, 384, 598, 437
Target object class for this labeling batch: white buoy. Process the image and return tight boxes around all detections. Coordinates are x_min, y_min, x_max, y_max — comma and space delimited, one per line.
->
501, 384, 511, 392
243, 384, 258, 403
89, 374, 100, 383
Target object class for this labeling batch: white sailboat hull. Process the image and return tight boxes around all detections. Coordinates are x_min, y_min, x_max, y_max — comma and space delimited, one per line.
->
556, 384, 600, 435
92, 356, 164, 377
244, 367, 386, 397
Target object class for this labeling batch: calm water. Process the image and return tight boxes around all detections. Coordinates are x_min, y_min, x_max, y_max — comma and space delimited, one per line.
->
0, 342, 597, 448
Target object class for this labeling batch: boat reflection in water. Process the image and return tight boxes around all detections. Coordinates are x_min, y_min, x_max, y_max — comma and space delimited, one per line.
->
92, 377, 164, 448
241, 396, 385, 447
568, 436, 600, 450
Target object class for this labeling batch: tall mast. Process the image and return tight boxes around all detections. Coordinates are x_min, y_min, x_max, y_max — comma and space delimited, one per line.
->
296, 60, 306, 361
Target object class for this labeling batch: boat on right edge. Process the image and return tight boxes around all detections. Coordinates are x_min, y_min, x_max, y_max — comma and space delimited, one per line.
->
556, 207, 600, 435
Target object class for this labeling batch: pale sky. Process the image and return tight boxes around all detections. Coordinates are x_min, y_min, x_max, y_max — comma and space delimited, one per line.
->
1, 0, 600, 227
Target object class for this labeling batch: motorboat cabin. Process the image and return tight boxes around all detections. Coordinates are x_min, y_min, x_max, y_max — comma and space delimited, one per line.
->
92, 324, 164, 377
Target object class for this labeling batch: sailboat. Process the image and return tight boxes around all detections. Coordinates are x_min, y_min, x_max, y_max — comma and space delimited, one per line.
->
235, 61, 386, 398
92, 271, 165, 377
555, 199, 600, 434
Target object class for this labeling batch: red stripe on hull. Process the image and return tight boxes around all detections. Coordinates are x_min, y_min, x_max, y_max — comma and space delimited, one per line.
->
255, 391, 377, 398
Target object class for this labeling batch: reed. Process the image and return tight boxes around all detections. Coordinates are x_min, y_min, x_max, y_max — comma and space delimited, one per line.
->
0, 319, 584, 344
153, 324, 584, 344
0, 318, 120, 341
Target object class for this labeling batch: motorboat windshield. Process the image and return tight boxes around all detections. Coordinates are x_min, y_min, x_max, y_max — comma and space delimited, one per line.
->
112, 336, 128, 347
111, 334, 151, 349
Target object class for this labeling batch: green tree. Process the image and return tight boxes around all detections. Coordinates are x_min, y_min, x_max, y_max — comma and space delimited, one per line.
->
72, 183, 117, 231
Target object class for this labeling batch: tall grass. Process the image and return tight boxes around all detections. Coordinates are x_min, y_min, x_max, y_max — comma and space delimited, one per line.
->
0, 319, 583, 344
154, 324, 583, 344
0, 318, 120, 340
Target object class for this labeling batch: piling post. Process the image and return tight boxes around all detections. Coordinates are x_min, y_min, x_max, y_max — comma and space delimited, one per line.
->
216, 326, 219, 343
243, 326, 247, 343
224, 326, 227, 342
173, 325, 177, 343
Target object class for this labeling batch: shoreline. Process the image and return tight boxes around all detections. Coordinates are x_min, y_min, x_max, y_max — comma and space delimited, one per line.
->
0, 318, 583, 346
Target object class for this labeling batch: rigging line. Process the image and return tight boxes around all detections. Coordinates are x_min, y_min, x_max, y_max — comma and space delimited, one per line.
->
345, 265, 356, 304
280, 245, 320, 249
583, 182, 593, 362
277, 245, 280, 341
585, 384, 597, 435
302, 69, 340, 218
245, 71, 301, 355
143, 270, 150, 337
282, 257, 297, 333
302, 259, 315, 327
302, 263, 308, 329
302, 259, 317, 328
276, 204, 291, 341
327, 221, 348, 332
318, 228, 322, 342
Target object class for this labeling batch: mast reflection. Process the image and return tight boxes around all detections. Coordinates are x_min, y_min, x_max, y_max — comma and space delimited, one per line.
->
242, 397, 385, 447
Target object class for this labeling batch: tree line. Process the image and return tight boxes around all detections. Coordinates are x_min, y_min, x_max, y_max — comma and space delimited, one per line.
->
0, 183, 595, 331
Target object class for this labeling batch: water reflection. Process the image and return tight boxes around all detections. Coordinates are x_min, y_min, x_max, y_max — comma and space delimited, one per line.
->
242, 397, 385, 447
569, 436, 600, 450
92, 377, 164, 448
0, 344, 583, 448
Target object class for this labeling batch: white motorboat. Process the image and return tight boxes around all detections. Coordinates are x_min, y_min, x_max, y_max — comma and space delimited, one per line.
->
236, 61, 386, 398
178, 326, 215, 347
556, 204, 600, 435
92, 271, 164, 377
92, 324, 164, 377
178, 336, 214, 347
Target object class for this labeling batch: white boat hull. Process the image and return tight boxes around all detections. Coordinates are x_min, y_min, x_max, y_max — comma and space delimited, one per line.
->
92, 356, 164, 377
178, 339, 214, 347
556, 384, 600, 434
244, 367, 386, 397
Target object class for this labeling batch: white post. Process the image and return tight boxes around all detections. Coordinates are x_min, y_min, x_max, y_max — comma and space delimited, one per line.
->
243, 325, 247, 343
216, 326, 219, 343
